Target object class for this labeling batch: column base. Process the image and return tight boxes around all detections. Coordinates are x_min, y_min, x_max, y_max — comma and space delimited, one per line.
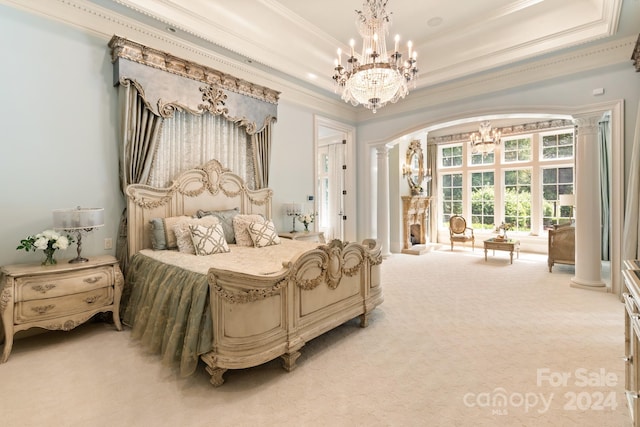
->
570, 276, 608, 292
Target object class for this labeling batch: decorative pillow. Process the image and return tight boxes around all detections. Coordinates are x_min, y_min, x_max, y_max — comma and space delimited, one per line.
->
248, 220, 281, 248
197, 208, 239, 244
173, 216, 220, 254
149, 215, 191, 250
233, 214, 266, 247
189, 223, 230, 256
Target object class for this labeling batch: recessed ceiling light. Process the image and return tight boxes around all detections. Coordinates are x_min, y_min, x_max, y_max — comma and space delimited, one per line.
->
427, 17, 443, 27
307, 73, 318, 80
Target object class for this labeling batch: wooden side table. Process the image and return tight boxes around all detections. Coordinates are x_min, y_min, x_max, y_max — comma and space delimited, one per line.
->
278, 231, 326, 243
0, 255, 123, 363
483, 238, 520, 264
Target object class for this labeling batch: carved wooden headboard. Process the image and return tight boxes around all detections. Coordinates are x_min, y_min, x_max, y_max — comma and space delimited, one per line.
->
125, 159, 272, 256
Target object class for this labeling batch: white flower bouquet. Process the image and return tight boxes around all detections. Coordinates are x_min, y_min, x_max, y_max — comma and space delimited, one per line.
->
17, 229, 73, 265
297, 213, 316, 231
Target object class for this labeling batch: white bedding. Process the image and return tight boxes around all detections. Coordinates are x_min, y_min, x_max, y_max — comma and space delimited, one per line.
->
138, 238, 321, 277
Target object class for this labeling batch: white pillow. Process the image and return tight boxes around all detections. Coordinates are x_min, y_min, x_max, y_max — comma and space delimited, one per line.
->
232, 214, 266, 246
189, 223, 230, 255
173, 216, 220, 254
248, 220, 281, 248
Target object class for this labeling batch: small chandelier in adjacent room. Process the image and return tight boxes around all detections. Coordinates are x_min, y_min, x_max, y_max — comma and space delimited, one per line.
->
470, 121, 501, 155
332, 0, 418, 113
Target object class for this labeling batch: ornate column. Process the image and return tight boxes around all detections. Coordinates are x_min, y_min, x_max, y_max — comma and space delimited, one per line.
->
376, 145, 392, 257
571, 114, 606, 290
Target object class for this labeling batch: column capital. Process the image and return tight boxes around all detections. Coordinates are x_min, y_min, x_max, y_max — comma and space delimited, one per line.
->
375, 144, 391, 156
573, 114, 601, 136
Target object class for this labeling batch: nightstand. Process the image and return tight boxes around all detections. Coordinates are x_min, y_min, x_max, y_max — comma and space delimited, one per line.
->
0, 255, 123, 363
278, 231, 326, 243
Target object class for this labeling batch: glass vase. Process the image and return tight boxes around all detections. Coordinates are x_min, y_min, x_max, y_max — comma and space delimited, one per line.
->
42, 249, 57, 266
304, 222, 309, 232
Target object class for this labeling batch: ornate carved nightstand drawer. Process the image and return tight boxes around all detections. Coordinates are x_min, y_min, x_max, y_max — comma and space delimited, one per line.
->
0, 255, 123, 363
14, 287, 113, 324
14, 266, 113, 302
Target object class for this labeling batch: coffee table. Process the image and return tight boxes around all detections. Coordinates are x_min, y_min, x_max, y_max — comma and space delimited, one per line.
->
484, 238, 520, 264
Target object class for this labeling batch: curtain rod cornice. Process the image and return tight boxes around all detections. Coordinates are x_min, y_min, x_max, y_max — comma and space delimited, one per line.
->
108, 35, 280, 105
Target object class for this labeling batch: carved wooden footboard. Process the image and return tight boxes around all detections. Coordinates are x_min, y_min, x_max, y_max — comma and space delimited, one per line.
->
201, 239, 383, 386
125, 161, 383, 386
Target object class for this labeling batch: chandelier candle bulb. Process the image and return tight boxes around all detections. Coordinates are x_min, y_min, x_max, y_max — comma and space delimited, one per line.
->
394, 34, 399, 53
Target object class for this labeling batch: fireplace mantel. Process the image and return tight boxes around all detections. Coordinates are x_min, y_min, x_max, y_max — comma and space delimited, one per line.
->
401, 195, 432, 255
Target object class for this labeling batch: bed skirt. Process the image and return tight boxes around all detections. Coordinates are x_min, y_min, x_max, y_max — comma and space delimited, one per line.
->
122, 253, 212, 377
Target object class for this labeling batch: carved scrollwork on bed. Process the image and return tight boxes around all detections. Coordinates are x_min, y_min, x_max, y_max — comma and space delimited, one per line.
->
126, 159, 270, 209
208, 273, 288, 304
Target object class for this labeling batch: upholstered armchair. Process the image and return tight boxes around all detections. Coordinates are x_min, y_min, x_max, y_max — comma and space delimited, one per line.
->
449, 215, 475, 251
548, 222, 575, 272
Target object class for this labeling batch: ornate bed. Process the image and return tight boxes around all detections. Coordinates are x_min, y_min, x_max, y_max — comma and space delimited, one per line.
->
122, 160, 383, 386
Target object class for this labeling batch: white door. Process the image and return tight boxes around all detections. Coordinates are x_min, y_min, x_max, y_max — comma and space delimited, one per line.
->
317, 139, 346, 241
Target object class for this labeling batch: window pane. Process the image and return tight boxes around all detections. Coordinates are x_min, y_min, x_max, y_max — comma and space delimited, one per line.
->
452, 187, 463, 199
558, 167, 573, 183
541, 166, 574, 228
541, 132, 574, 160
503, 168, 532, 232
470, 171, 495, 230
558, 146, 573, 158
504, 170, 517, 185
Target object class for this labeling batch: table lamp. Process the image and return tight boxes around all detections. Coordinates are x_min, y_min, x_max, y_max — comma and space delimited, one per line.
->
558, 194, 575, 220
285, 203, 302, 233
53, 207, 104, 263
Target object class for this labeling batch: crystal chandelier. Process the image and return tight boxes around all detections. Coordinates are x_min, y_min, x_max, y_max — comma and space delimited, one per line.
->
332, 0, 418, 113
470, 121, 501, 155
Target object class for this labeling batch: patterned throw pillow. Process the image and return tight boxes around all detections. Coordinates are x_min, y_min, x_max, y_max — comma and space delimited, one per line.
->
233, 214, 266, 246
149, 215, 191, 250
189, 223, 230, 255
247, 220, 281, 248
197, 208, 239, 244
173, 216, 220, 254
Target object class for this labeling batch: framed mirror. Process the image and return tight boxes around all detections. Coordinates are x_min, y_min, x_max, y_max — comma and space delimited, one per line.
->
404, 140, 424, 195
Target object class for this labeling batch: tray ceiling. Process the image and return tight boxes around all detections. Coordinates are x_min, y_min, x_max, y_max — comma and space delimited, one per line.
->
97, 0, 623, 96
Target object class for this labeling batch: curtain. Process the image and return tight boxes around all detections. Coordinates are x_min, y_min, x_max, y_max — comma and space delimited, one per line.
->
116, 80, 164, 271
427, 143, 438, 243
252, 122, 272, 189
623, 100, 640, 260
598, 116, 611, 261
148, 111, 252, 188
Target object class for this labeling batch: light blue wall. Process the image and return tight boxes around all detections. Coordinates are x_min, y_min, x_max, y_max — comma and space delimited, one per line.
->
0, 5, 123, 265
270, 100, 317, 232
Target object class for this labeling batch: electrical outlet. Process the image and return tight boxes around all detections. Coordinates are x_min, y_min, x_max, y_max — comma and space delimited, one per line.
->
104, 238, 113, 250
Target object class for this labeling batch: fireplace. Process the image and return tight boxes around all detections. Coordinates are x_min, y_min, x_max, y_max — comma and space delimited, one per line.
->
401, 195, 432, 255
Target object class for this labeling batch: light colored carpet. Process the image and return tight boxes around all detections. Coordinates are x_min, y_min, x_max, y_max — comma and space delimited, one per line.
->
0, 249, 630, 426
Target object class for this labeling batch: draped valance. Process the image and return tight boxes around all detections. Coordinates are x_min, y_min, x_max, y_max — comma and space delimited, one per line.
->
108, 35, 279, 134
